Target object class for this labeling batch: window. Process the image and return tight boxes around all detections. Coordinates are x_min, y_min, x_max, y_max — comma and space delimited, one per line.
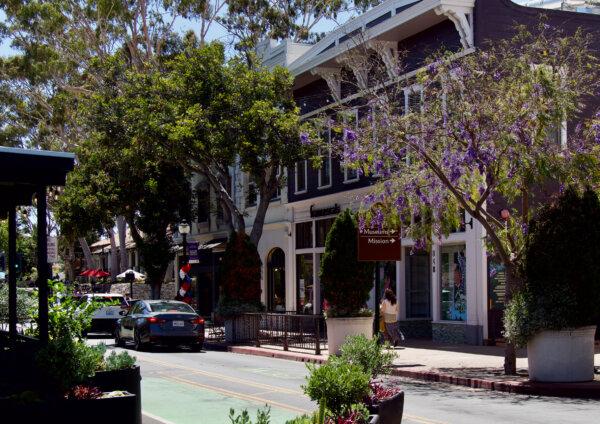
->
405, 86, 423, 114
315, 218, 335, 247
344, 167, 359, 183
343, 109, 360, 183
271, 166, 282, 201
246, 177, 258, 208
440, 245, 467, 321
196, 181, 210, 223
295, 221, 313, 249
547, 120, 567, 148
295, 161, 307, 193
318, 129, 332, 188
296, 253, 314, 314
149, 301, 196, 313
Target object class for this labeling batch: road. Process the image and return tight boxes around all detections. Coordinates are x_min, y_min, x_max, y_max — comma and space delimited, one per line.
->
91, 338, 600, 424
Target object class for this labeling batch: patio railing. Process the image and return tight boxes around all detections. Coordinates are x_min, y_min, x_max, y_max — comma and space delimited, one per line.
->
229, 312, 326, 355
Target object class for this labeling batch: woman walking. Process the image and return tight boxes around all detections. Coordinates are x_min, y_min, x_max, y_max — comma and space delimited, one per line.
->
380, 289, 405, 347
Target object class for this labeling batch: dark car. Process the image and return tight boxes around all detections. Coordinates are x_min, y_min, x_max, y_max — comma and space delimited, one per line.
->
115, 300, 204, 351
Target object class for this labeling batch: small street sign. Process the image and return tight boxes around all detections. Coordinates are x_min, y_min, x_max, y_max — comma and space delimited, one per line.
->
47, 236, 58, 263
188, 242, 199, 264
357, 228, 401, 262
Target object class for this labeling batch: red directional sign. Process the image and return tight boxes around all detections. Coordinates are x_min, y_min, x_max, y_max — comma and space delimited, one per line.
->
357, 228, 401, 262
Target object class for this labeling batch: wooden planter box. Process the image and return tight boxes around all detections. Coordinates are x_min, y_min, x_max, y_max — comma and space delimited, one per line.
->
88, 365, 142, 424
368, 391, 405, 424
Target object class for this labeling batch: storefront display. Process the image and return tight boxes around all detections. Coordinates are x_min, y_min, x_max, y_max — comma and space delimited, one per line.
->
440, 245, 467, 321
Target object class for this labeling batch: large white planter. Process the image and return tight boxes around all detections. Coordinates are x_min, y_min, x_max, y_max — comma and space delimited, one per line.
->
527, 325, 597, 382
326, 316, 374, 355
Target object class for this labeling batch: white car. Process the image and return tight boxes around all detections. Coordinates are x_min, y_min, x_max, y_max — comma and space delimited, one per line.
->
79, 293, 129, 334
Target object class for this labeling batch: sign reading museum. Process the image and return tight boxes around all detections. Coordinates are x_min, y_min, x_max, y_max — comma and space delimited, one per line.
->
357, 228, 401, 262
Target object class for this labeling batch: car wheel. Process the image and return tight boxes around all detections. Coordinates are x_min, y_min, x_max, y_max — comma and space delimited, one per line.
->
134, 330, 146, 351
115, 329, 125, 348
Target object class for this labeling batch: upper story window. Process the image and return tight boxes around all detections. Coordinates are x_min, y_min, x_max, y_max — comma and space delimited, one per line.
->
318, 125, 332, 188
295, 161, 307, 194
246, 177, 258, 208
196, 180, 210, 224
271, 166, 282, 201
405, 85, 423, 114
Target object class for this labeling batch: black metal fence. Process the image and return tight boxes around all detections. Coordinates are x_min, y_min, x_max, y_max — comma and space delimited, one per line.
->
227, 312, 326, 355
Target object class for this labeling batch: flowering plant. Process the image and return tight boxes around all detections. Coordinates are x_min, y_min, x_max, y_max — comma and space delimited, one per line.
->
305, 23, 600, 374
363, 382, 402, 408
65, 385, 102, 400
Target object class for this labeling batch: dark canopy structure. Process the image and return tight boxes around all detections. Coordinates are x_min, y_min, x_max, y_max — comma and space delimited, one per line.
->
0, 147, 75, 345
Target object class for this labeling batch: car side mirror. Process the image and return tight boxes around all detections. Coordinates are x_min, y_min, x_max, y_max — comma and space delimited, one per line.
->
119, 310, 128, 316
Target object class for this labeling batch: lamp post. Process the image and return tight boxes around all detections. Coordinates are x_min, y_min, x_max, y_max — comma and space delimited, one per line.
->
178, 220, 191, 266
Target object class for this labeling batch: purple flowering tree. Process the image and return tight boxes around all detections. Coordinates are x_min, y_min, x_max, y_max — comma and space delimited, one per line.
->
307, 25, 600, 374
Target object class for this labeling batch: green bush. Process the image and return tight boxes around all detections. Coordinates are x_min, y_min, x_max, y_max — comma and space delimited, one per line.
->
0, 286, 37, 323
505, 187, 600, 346
303, 360, 370, 417
36, 338, 106, 391
103, 350, 137, 371
338, 335, 395, 378
320, 210, 374, 317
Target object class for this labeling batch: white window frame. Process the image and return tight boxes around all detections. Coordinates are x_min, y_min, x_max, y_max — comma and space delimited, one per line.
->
295, 160, 308, 194
271, 165, 282, 201
318, 125, 333, 189
246, 175, 258, 208
404, 83, 423, 115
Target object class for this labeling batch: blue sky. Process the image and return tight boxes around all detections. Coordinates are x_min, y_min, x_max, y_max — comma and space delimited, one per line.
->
0, 8, 352, 58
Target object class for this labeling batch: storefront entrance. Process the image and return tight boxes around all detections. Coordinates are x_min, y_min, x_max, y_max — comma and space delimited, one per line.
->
487, 259, 506, 342
267, 248, 286, 312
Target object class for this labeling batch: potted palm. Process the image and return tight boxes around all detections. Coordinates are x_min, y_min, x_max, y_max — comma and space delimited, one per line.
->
320, 210, 375, 355
504, 187, 600, 382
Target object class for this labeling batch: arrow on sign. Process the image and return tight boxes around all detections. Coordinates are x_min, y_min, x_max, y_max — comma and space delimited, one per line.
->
390, 239, 395, 243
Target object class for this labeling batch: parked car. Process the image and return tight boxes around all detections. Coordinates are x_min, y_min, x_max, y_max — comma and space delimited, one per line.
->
115, 300, 204, 351
78, 293, 129, 334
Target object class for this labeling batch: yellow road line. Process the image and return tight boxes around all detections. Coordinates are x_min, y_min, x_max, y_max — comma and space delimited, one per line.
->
161, 374, 311, 415
138, 356, 302, 395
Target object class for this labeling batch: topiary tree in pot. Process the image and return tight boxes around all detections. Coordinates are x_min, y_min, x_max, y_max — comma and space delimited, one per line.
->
504, 187, 600, 382
217, 231, 265, 343
320, 209, 375, 354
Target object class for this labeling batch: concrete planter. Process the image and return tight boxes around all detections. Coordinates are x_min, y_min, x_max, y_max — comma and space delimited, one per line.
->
368, 391, 404, 424
326, 316, 373, 355
527, 325, 597, 382
224, 315, 260, 343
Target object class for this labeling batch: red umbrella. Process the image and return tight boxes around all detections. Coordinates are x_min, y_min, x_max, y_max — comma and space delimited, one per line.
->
91, 269, 110, 278
79, 269, 95, 277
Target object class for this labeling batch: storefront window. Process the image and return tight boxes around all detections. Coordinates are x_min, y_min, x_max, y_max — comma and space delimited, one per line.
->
315, 218, 335, 247
440, 245, 467, 321
406, 251, 430, 318
296, 254, 314, 314
296, 222, 313, 249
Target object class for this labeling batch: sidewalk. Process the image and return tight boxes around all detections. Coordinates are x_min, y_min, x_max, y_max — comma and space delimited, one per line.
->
220, 340, 600, 399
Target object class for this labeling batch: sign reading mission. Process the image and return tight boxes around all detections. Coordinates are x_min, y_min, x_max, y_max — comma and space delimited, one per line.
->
357, 228, 401, 262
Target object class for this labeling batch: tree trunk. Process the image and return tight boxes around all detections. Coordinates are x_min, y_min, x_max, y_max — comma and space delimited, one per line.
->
107, 228, 118, 281
78, 237, 95, 269
117, 216, 128, 272
503, 261, 520, 375
249, 166, 279, 245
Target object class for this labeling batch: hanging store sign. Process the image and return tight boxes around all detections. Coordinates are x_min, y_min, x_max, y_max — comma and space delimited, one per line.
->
47, 236, 58, 263
357, 228, 401, 262
188, 242, 199, 264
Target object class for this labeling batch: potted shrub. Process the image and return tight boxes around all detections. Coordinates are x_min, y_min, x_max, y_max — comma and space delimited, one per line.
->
303, 359, 375, 423
320, 210, 375, 354
339, 335, 403, 424
217, 231, 265, 343
504, 187, 600, 382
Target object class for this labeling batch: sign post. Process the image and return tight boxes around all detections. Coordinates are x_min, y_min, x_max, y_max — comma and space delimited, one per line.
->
358, 227, 401, 341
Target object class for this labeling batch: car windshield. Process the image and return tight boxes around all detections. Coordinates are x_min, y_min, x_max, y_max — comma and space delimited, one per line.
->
149, 302, 195, 313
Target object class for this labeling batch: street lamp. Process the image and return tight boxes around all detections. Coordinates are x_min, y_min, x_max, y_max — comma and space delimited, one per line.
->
178, 220, 191, 266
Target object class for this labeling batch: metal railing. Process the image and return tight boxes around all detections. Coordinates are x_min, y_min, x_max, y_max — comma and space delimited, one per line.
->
229, 312, 326, 355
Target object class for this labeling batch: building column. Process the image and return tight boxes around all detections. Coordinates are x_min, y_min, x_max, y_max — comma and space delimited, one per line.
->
396, 258, 405, 320
37, 186, 49, 345
8, 204, 17, 344
430, 242, 441, 322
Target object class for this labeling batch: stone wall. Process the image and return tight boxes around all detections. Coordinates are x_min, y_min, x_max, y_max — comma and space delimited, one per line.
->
108, 281, 177, 300
432, 322, 483, 345
397, 320, 432, 339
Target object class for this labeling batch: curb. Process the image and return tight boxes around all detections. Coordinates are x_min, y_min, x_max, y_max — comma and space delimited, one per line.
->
227, 345, 327, 364
389, 368, 600, 399
220, 344, 600, 399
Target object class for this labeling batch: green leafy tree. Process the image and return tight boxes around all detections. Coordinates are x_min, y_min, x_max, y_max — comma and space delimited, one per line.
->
320, 209, 374, 317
